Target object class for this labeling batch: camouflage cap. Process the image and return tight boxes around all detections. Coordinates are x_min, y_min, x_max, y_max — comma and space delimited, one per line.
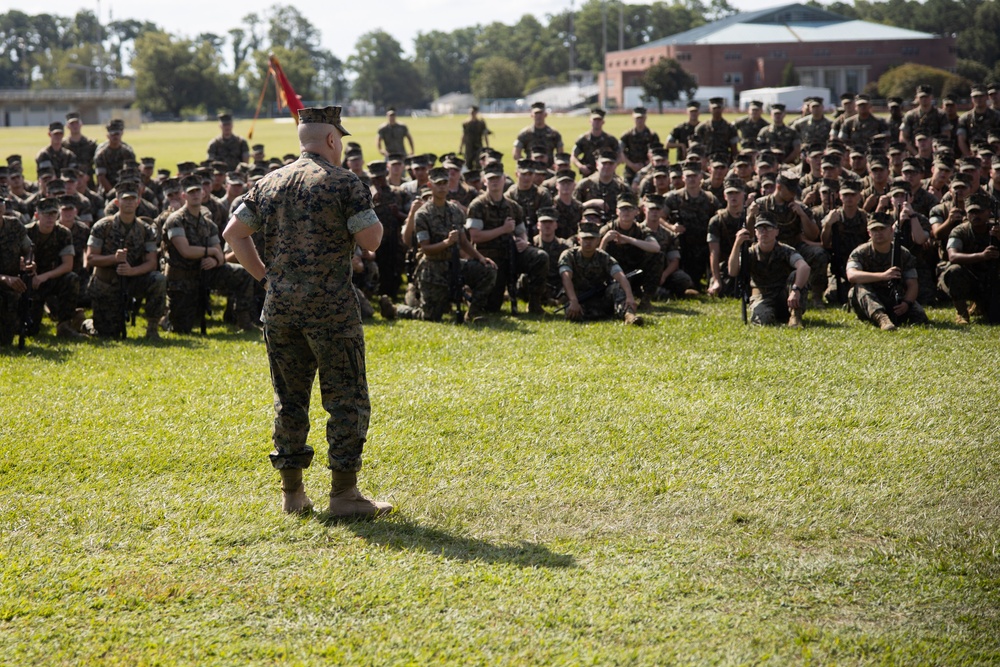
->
578, 221, 601, 238
367, 160, 387, 177
901, 157, 922, 172
217, 112, 233, 123
839, 179, 861, 194
965, 192, 991, 211
428, 167, 449, 183
116, 181, 139, 198
226, 171, 245, 185
46, 179, 66, 195
37, 197, 59, 213
633, 106, 648, 116
297, 106, 351, 137
181, 175, 203, 192
48, 121, 64, 133
598, 150, 617, 163
724, 177, 745, 194
58, 194, 78, 209
616, 194, 637, 209
106, 118, 125, 133
590, 107, 607, 119
889, 178, 910, 196
483, 163, 504, 179
161, 178, 182, 194
463, 170, 481, 182
66, 111, 81, 121
252, 143, 265, 152
867, 211, 892, 229
555, 169, 576, 183
386, 152, 405, 164
536, 206, 557, 222
887, 96, 904, 107
951, 172, 971, 188
754, 214, 777, 228
582, 207, 603, 219
644, 193, 665, 209
776, 171, 800, 194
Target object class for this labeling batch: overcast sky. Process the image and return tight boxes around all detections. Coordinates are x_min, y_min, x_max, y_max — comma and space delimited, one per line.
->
37, 0, 781, 61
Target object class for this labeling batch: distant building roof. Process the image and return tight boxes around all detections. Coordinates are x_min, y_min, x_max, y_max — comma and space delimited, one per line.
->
633, 3, 938, 49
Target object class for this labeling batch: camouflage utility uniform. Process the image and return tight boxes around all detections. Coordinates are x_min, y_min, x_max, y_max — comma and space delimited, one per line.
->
234, 150, 380, 473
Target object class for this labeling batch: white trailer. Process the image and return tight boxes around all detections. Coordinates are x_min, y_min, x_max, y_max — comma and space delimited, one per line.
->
738, 86, 832, 112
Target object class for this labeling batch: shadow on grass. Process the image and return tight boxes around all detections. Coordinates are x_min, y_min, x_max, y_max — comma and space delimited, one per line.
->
0, 339, 74, 361
324, 515, 577, 569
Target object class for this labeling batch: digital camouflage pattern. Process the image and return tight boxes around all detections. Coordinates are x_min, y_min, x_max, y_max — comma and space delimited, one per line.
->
693, 118, 739, 161
846, 240, 927, 324
35, 145, 76, 175
900, 107, 952, 144
207, 134, 250, 171
791, 115, 832, 147
94, 142, 136, 188
557, 246, 628, 319
573, 174, 629, 214
25, 221, 78, 322
163, 206, 255, 333
572, 132, 621, 172
377, 123, 410, 156
86, 213, 165, 335
599, 219, 663, 298
65, 136, 98, 176
515, 125, 563, 163
395, 200, 496, 320
839, 115, 889, 151
756, 124, 800, 161
235, 150, 379, 472
0, 215, 32, 345
745, 241, 804, 325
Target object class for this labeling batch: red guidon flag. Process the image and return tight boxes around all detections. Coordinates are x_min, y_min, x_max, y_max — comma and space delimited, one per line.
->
269, 53, 304, 123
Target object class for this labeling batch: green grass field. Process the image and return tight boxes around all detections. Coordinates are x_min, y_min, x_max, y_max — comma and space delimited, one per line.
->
1, 111, 701, 181
2, 119, 999, 665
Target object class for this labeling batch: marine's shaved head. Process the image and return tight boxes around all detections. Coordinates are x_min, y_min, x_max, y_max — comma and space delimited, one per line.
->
298, 122, 343, 163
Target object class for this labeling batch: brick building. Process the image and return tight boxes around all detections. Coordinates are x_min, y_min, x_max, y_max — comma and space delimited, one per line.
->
601, 3, 956, 108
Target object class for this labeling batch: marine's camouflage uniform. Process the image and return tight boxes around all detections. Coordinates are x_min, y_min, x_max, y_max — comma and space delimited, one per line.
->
25, 221, 79, 323
557, 246, 628, 319
235, 151, 380, 473
207, 134, 250, 171
395, 200, 496, 321
162, 206, 255, 333
86, 213, 166, 335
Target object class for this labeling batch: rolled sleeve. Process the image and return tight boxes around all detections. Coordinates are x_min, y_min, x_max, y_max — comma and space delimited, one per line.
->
347, 207, 379, 235
466, 218, 484, 230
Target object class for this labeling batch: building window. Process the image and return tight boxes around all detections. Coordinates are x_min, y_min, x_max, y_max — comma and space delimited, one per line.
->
813, 48, 831, 57
755, 71, 762, 83
856, 47, 873, 56
902, 46, 920, 56
725, 51, 742, 60
771, 50, 786, 59
676, 52, 691, 61
722, 72, 743, 84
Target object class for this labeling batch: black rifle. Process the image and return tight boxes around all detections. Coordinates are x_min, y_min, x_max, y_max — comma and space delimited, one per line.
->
448, 240, 465, 324
829, 217, 848, 305
554, 269, 642, 314
738, 240, 751, 325
887, 211, 907, 323
507, 235, 519, 315
119, 272, 136, 340
17, 243, 35, 349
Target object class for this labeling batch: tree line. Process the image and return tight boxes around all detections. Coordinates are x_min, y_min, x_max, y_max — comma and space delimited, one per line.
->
1, 0, 998, 117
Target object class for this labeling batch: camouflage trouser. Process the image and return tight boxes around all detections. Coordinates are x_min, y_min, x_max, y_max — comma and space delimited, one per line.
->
850, 284, 928, 326
263, 325, 370, 473
0, 286, 18, 345
618, 251, 665, 299
679, 236, 710, 287
938, 263, 988, 305
795, 242, 829, 297
397, 257, 497, 321
32, 272, 80, 323
660, 268, 695, 298
167, 264, 255, 334
484, 246, 549, 312
88, 271, 166, 336
580, 281, 629, 320
748, 274, 806, 326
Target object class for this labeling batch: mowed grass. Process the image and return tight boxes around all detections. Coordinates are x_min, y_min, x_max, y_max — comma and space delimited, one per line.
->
2, 299, 999, 665
1, 111, 702, 180
2, 119, 999, 665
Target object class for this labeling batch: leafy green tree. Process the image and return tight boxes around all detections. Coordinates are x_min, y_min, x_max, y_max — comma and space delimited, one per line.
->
133, 31, 241, 116
640, 57, 696, 112
471, 56, 525, 99
348, 30, 426, 109
415, 28, 478, 97
876, 62, 971, 101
